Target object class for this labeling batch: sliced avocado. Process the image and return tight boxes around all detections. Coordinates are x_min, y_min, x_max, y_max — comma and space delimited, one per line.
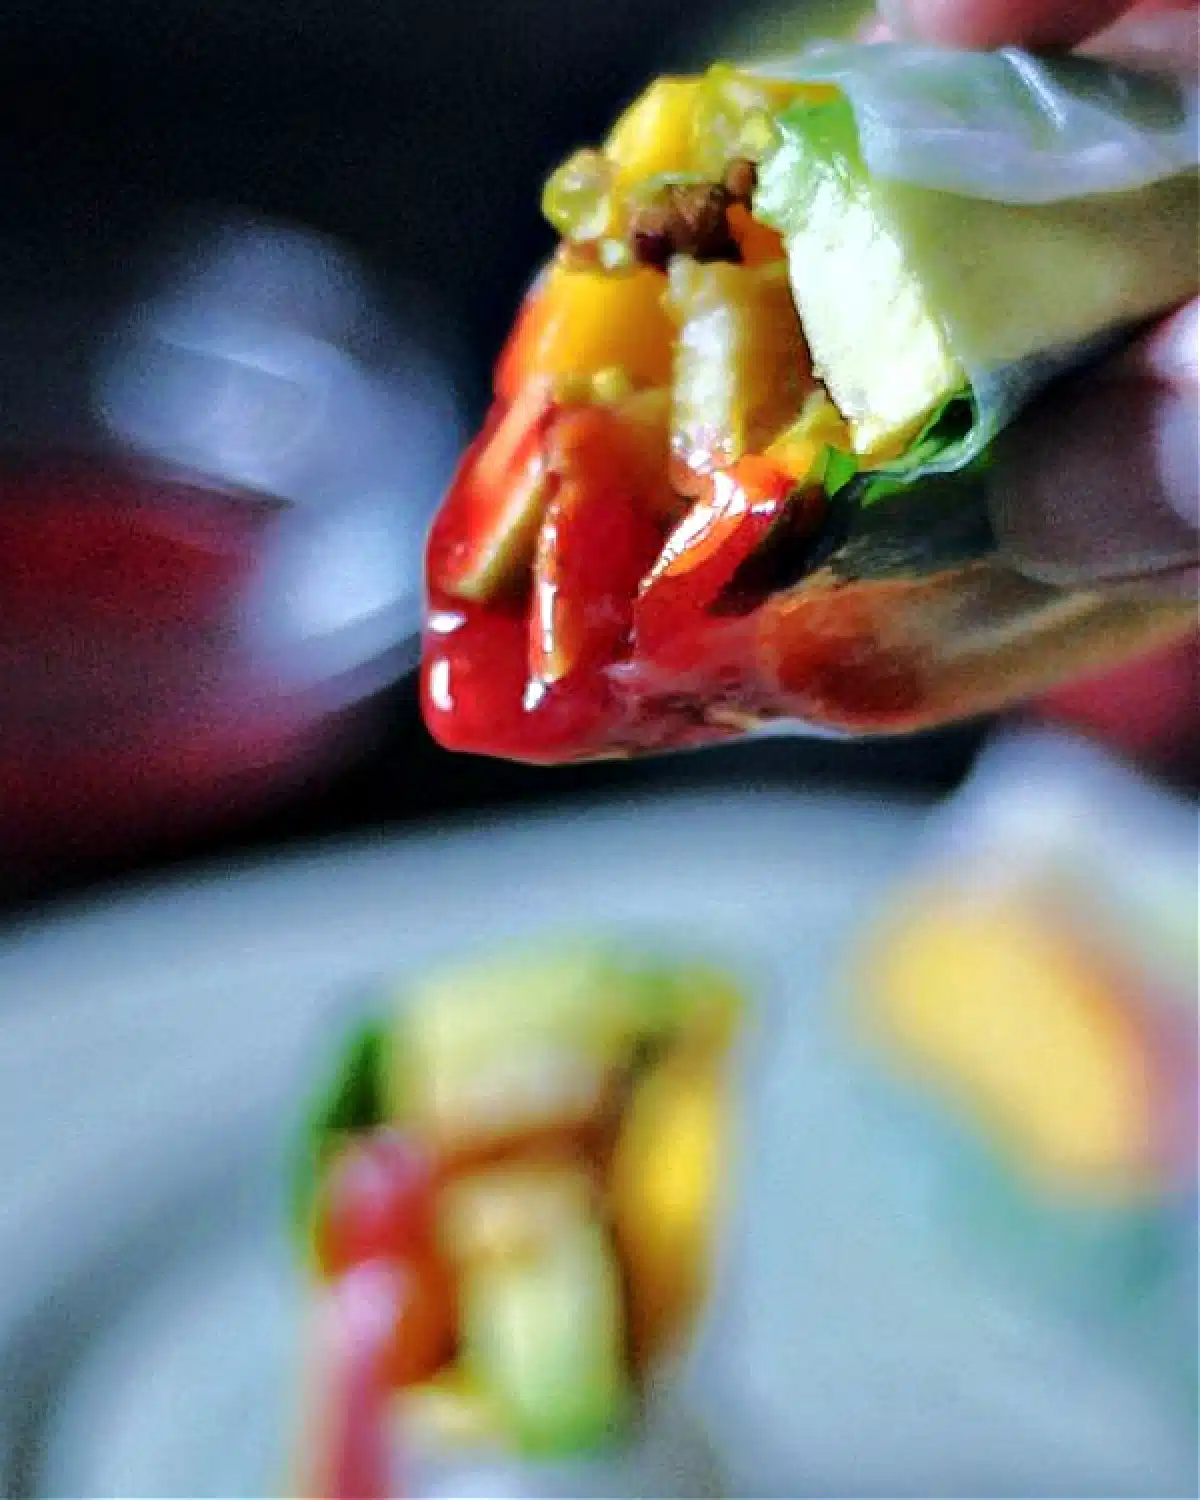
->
756, 95, 1199, 464
393, 946, 635, 1071
754, 97, 962, 462
460, 1222, 633, 1456
402, 945, 742, 1080
384, 947, 629, 1151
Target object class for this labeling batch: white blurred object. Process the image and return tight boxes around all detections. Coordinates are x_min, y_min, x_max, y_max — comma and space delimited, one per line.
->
98, 218, 466, 512
96, 216, 468, 688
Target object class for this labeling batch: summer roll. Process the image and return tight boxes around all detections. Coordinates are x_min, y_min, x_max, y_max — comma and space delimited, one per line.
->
422, 45, 1199, 763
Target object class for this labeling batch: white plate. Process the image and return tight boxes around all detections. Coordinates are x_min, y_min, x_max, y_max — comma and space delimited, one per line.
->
0, 786, 1194, 1499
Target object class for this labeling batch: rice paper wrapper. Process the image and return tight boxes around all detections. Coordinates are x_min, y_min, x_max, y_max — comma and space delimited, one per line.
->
750, 44, 1200, 473
757, 44, 1199, 203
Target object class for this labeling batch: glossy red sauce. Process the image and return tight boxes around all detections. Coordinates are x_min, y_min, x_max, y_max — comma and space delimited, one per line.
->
420, 386, 939, 762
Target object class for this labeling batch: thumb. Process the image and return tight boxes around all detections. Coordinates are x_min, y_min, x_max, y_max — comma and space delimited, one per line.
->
988, 301, 1199, 598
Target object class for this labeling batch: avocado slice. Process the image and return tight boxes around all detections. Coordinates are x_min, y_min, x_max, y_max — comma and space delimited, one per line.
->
754, 97, 962, 462
460, 1221, 633, 1456
755, 94, 1199, 465
384, 948, 636, 1152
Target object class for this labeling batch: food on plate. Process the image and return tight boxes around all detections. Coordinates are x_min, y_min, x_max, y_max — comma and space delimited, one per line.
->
284, 743, 1196, 1496
290, 944, 744, 1498
422, 45, 1198, 763
851, 732, 1198, 1396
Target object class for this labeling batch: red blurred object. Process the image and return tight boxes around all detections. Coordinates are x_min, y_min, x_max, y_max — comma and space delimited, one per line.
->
305, 1261, 408, 1500
0, 461, 355, 877
316, 1131, 438, 1280
423, 395, 672, 763
423, 358, 1195, 764
0, 468, 265, 628
421, 408, 821, 763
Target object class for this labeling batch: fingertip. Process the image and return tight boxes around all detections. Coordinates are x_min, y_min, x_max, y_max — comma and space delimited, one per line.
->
879, 0, 1135, 47
989, 378, 1199, 590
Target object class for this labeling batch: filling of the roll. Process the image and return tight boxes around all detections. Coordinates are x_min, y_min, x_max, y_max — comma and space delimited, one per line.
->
420, 63, 1190, 760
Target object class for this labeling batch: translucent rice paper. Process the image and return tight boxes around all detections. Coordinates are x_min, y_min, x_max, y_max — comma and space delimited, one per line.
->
751, 44, 1200, 476
754, 42, 1200, 203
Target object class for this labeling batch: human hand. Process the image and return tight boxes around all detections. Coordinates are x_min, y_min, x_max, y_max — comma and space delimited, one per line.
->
918, 2, 1199, 602
860, 0, 1197, 596
862, 0, 1198, 773
868, 0, 1198, 56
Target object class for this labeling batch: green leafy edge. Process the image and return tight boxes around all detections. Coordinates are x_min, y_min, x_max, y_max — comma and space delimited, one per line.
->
817, 390, 979, 504
289, 1015, 390, 1257
820, 445, 859, 497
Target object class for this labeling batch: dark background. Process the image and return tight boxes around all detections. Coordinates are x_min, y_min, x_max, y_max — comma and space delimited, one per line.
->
0, 0, 985, 914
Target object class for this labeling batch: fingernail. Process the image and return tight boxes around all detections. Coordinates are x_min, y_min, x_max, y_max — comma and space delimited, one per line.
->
989, 377, 1199, 589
